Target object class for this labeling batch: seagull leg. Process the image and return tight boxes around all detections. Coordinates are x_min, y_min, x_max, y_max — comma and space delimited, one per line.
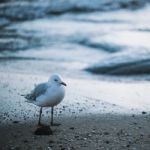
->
38, 107, 42, 126
51, 107, 60, 126
51, 107, 54, 126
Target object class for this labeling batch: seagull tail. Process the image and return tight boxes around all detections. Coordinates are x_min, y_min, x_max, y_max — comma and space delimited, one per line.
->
25, 100, 34, 103
21, 94, 35, 104
21, 93, 34, 100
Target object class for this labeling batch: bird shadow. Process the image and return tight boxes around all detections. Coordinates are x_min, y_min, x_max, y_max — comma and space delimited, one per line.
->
34, 124, 53, 135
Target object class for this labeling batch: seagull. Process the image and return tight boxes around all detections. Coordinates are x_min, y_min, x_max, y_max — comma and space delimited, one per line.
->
23, 74, 66, 126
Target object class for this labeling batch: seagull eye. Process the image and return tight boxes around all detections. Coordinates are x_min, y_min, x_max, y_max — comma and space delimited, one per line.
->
54, 79, 58, 82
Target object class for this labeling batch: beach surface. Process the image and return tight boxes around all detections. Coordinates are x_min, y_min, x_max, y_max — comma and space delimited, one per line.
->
0, 71, 150, 150
0, 1, 150, 149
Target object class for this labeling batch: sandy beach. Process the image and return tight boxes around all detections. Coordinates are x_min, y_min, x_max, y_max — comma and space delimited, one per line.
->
0, 72, 150, 150
0, 1, 150, 149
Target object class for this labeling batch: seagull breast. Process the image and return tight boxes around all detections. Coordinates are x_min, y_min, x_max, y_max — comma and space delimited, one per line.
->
35, 84, 65, 107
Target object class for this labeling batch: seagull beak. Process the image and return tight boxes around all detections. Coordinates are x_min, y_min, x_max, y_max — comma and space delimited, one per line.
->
60, 81, 67, 86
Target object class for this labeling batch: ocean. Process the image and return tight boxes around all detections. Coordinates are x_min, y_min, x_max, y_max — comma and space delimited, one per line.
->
0, 0, 150, 80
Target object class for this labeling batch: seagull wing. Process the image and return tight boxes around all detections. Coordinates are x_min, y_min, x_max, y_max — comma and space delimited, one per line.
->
25, 82, 49, 101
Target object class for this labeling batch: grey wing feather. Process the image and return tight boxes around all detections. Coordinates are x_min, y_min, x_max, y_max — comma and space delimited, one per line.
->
25, 82, 48, 101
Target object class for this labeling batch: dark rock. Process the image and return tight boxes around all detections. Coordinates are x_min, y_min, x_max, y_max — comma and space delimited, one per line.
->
23, 140, 28, 143
49, 140, 54, 144
13, 121, 19, 124
104, 131, 109, 135
142, 111, 147, 114
74, 135, 79, 138
79, 109, 83, 112
105, 140, 110, 144
140, 134, 144, 137
126, 144, 130, 147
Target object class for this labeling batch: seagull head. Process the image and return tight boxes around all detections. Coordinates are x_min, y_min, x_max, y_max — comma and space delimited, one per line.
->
49, 74, 67, 86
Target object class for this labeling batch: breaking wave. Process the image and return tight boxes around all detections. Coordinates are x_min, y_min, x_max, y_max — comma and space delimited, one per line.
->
86, 51, 150, 75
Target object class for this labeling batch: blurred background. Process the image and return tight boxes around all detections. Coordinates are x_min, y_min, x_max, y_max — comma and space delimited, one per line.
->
0, 0, 150, 81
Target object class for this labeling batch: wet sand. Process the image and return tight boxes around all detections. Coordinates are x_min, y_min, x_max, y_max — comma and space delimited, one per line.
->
0, 72, 150, 150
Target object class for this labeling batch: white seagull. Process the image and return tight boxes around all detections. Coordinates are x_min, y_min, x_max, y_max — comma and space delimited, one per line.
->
23, 74, 66, 126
